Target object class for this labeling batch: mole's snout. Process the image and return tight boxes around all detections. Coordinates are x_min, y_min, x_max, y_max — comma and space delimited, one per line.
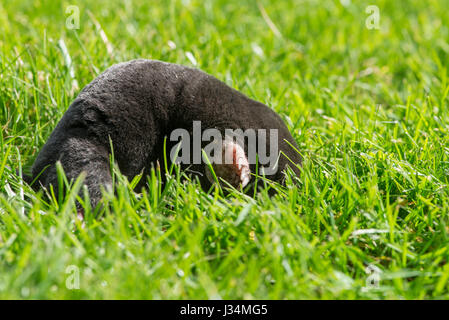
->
205, 139, 251, 189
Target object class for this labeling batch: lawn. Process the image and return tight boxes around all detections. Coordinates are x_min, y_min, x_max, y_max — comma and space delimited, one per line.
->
1, 0, 449, 299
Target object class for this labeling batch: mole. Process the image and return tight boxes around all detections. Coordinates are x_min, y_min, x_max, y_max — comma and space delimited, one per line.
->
28, 59, 302, 210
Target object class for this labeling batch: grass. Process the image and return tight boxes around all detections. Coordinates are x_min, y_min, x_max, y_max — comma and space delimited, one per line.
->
1, 0, 449, 299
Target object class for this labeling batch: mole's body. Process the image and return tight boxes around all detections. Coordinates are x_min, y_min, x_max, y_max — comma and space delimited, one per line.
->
31, 59, 301, 209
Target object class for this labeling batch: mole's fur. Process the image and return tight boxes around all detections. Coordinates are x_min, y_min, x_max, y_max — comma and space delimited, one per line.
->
30, 59, 301, 209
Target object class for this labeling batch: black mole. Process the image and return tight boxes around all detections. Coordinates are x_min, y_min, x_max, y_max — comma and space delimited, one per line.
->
29, 59, 302, 210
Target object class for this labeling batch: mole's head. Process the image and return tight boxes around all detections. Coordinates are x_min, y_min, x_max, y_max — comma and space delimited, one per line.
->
202, 133, 301, 192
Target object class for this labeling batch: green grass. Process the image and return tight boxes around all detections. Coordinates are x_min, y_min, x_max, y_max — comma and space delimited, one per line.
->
1, 0, 449, 299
